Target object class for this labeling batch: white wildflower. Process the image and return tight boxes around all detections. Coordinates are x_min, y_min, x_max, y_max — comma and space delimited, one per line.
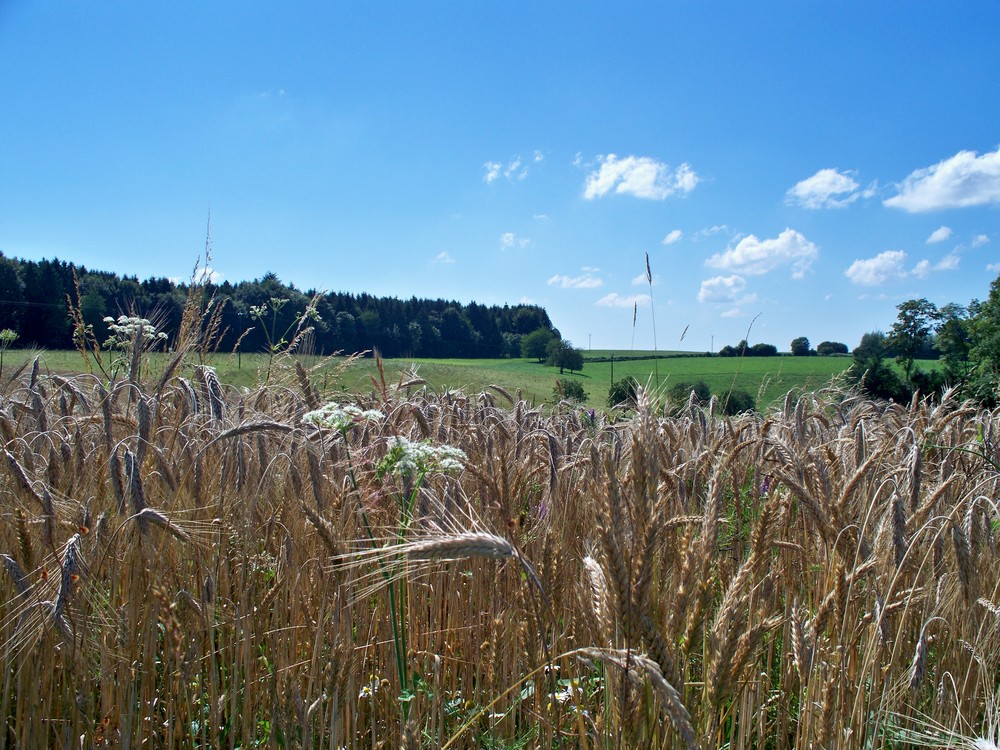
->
377, 436, 466, 478
302, 402, 385, 432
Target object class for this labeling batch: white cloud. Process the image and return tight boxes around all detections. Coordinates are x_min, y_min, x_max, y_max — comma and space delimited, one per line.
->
697, 275, 746, 303
583, 154, 699, 200
485, 153, 539, 183
844, 247, 961, 285
548, 271, 603, 289
987, 262, 1000, 273
972, 234, 990, 247
705, 228, 819, 279
500, 232, 530, 249
884, 146, 1000, 211
596, 292, 651, 308
844, 250, 910, 285
504, 157, 523, 179
911, 259, 931, 278
720, 307, 744, 318
786, 168, 864, 209
935, 251, 961, 270
662, 229, 683, 245
434, 251, 455, 264
926, 226, 953, 244
483, 161, 501, 183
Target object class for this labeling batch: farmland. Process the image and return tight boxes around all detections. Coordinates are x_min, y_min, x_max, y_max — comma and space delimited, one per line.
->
0, 329, 997, 748
1, 348, 857, 410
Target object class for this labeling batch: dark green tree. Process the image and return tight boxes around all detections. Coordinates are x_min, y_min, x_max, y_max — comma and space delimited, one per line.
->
817, 341, 849, 355
545, 338, 583, 374
888, 298, 938, 382
521, 327, 555, 362
790, 336, 812, 356
934, 303, 973, 385
847, 331, 910, 402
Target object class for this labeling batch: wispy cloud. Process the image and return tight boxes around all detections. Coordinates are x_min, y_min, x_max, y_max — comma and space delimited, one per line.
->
631, 273, 659, 286
926, 226, 953, 244
484, 152, 540, 183
844, 250, 922, 285
884, 146, 1000, 211
935, 251, 961, 271
661, 229, 683, 245
705, 228, 818, 279
972, 234, 990, 247
596, 292, 650, 308
693, 225, 730, 240
785, 168, 874, 209
548, 269, 603, 289
697, 274, 746, 303
987, 262, 1000, 273
483, 161, 501, 183
500, 232, 530, 249
434, 251, 455, 264
583, 154, 699, 200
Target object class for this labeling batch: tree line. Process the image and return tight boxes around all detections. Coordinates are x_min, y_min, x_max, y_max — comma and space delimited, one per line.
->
0, 254, 558, 359
847, 278, 1000, 406
716, 337, 848, 357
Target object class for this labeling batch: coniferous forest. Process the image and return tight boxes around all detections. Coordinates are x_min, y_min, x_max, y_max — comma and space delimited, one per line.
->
0, 253, 557, 358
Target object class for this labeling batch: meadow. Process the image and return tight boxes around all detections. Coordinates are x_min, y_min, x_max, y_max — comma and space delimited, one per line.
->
0, 327, 997, 748
0, 348, 855, 411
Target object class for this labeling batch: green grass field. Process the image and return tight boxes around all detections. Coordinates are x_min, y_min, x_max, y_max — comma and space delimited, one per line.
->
2, 347, 863, 410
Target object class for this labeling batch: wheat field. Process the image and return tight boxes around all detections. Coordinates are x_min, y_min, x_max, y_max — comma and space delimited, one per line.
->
0, 332, 998, 748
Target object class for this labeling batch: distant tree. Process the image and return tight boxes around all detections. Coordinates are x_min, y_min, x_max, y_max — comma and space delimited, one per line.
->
817, 340, 849, 356
717, 345, 737, 357
608, 376, 639, 408
546, 338, 584, 374
554, 378, 587, 402
750, 342, 778, 357
888, 298, 938, 382
0, 256, 25, 331
968, 276, 1000, 405
501, 332, 522, 358
521, 327, 555, 362
847, 331, 910, 402
790, 336, 812, 356
934, 303, 972, 384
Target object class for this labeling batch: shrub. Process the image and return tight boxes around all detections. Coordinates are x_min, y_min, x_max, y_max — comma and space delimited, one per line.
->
554, 378, 587, 402
668, 379, 711, 408
607, 375, 639, 408
721, 388, 756, 415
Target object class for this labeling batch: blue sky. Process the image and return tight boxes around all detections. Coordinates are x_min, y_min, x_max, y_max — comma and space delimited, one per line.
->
1, 3, 998, 352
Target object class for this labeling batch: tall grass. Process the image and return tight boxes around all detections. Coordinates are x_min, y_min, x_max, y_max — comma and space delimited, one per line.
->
0, 287, 998, 747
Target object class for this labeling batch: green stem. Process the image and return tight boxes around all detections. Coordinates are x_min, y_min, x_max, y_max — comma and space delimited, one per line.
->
342, 435, 411, 702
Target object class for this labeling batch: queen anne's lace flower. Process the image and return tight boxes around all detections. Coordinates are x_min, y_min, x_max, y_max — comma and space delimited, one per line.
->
302, 402, 385, 432
377, 436, 466, 478
103, 315, 168, 349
